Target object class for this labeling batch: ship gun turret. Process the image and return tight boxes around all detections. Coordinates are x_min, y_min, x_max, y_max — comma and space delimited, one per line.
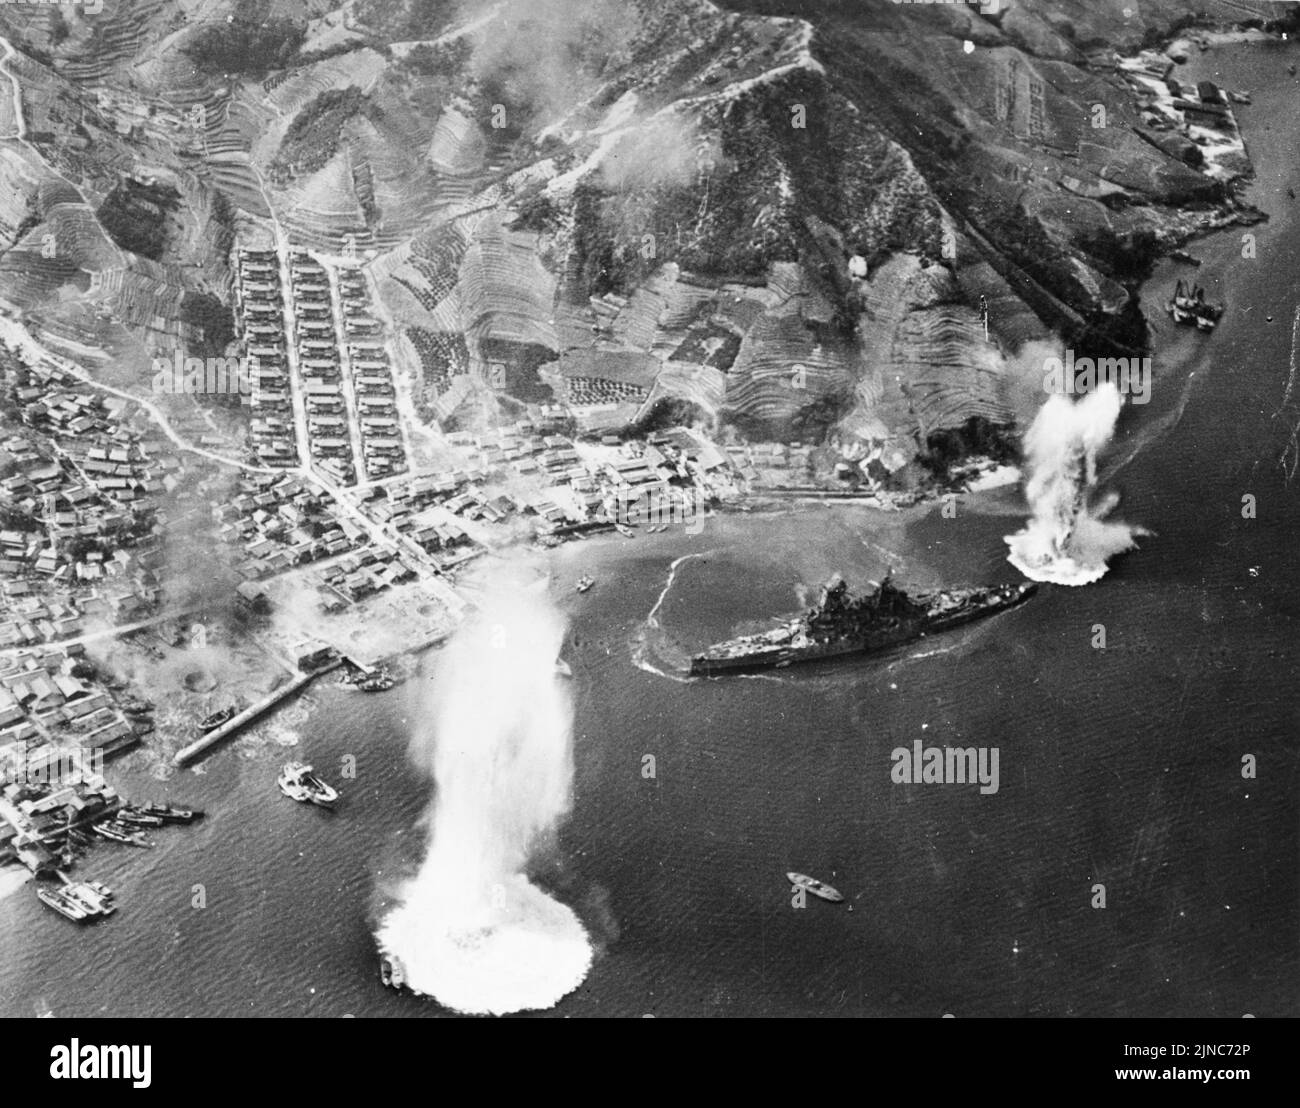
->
691, 575, 1037, 675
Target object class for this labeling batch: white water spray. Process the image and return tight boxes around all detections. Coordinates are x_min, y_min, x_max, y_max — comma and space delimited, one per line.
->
1004, 382, 1148, 585
376, 588, 591, 1014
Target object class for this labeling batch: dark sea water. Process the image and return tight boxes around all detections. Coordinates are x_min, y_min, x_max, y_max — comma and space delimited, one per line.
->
2, 43, 1298, 1020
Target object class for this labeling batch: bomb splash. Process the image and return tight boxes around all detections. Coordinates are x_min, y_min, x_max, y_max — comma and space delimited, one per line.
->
376, 588, 591, 1014
1004, 382, 1148, 586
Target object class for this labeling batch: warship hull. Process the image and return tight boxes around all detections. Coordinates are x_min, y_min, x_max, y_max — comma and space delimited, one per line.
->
690, 581, 1037, 676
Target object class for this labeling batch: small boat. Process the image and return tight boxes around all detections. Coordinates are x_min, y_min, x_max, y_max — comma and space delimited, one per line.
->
614, 523, 635, 538
357, 673, 396, 692
36, 885, 90, 922
199, 705, 238, 732
116, 809, 164, 827
380, 953, 406, 990
91, 821, 153, 848
787, 872, 845, 903
554, 656, 573, 678
278, 762, 339, 807
109, 823, 154, 848
138, 802, 202, 824
63, 880, 116, 917
575, 575, 595, 593
1166, 278, 1222, 332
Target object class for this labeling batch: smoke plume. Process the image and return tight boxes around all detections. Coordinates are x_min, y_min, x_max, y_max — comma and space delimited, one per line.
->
1004, 382, 1147, 585
376, 585, 591, 1014
466, 0, 636, 132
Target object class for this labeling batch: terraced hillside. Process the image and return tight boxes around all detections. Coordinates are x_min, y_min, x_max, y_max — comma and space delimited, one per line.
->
0, 0, 1281, 464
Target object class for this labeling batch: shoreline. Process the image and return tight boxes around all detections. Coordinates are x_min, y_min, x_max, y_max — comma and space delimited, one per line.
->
10, 16, 1292, 901
0, 864, 31, 902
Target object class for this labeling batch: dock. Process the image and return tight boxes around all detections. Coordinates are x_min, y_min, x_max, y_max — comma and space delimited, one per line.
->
172, 660, 340, 766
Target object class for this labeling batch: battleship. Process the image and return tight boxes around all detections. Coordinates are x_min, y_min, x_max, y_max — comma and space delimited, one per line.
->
690, 574, 1037, 675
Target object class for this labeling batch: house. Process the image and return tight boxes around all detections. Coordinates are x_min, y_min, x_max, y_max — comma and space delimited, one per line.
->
236, 581, 272, 617
293, 640, 336, 672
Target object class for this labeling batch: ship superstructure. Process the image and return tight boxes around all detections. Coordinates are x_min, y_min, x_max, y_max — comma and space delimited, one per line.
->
690, 574, 1036, 675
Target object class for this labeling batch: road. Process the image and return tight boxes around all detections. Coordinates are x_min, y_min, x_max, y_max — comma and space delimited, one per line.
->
324, 259, 368, 479
0, 35, 130, 271
0, 607, 205, 659
0, 37, 25, 141
270, 224, 313, 470
0, 34, 467, 622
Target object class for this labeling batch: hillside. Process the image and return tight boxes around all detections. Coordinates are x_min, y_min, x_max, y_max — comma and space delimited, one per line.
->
0, 0, 1281, 470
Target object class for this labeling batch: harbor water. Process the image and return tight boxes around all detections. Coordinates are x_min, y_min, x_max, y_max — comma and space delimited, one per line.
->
0, 41, 1296, 1018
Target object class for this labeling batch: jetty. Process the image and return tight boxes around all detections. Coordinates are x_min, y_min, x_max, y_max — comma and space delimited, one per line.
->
172, 660, 340, 766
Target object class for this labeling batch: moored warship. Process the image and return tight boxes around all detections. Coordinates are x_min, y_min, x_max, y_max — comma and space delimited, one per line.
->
690, 573, 1037, 675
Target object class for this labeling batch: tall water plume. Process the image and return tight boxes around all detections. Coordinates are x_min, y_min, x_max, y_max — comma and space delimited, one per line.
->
376, 587, 591, 1014
1004, 382, 1148, 585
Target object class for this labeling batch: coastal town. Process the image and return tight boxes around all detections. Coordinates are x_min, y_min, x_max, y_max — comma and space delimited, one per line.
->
0, 0, 1293, 1042
2, 202, 990, 828
0, 224, 921, 912
0, 200, 1024, 919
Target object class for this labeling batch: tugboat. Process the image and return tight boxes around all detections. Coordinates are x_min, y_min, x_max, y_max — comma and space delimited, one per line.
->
575, 574, 595, 593
199, 705, 238, 732
36, 885, 91, 922
277, 762, 339, 807
691, 573, 1037, 675
379, 953, 406, 990
1166, 279, 1223, 332
787, 872, 844, 903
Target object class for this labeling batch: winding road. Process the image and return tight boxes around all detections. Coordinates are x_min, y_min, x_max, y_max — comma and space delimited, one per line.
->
0, 35, 466, 619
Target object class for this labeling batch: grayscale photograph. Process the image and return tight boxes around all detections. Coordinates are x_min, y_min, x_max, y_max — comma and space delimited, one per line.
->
0, 0, 1294, 1051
